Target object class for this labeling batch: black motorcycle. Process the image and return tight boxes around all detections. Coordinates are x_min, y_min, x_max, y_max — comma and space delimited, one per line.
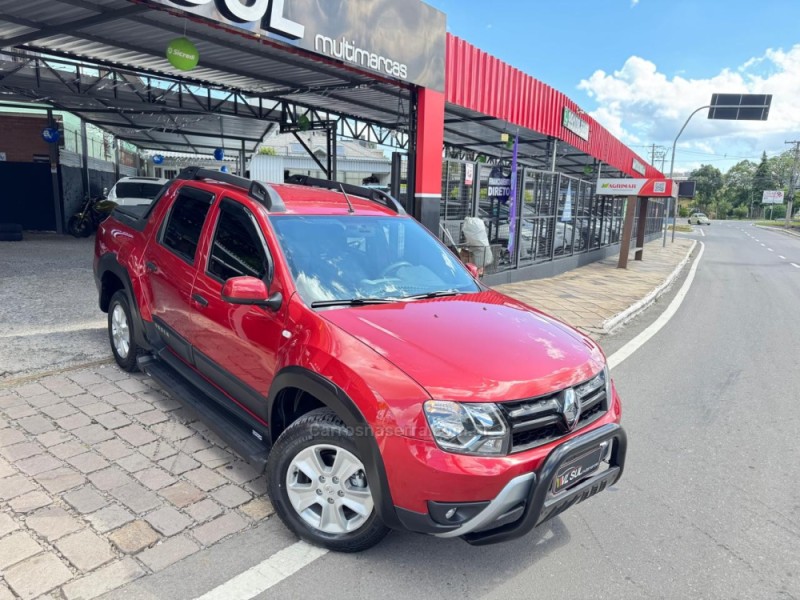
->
67, 195, 117, 237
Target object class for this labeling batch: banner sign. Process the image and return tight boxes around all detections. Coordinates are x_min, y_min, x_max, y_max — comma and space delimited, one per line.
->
561, 181, 573, 222
632, 158, 646, 175
464, 163, 474, 186
507, 136, 519, 254
596, 178, 677, 198
488, 166, 511, 203
150, 0, 447, 90
762, 190, 784, 204
562, 107, 590, 141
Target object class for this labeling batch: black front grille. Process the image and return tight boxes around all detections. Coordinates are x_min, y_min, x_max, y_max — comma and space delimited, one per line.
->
499, 374, 609, 453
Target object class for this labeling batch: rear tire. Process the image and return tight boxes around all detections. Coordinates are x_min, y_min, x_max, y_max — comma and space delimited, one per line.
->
68, 215, 92, 238
108, 290, 140, 372
267, 408, 389, 552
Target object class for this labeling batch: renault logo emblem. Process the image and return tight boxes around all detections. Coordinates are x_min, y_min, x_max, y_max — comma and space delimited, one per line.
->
561, 388, 581, 431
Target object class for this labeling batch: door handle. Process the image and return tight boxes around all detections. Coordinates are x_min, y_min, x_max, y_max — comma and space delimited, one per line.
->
191, 293, 209, 308
145, 261, 158, 273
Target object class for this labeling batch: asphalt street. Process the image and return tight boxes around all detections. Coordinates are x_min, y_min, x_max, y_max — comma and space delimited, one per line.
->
100, 222, 800, 600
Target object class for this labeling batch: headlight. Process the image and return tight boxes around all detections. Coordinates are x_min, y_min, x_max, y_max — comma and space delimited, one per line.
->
423, 401, 509, 456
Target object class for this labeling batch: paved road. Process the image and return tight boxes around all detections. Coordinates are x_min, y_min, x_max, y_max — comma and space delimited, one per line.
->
106, 222, 800, 600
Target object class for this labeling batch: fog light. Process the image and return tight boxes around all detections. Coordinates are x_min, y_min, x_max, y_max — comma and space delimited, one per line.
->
445, 508, 457, 520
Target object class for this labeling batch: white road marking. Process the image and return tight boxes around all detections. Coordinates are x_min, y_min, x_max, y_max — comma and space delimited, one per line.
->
760, 243, 766, 247
779, 255, 786, 260
698, 227, 705, 237
608, 242, 705, 370
193, 542, 328, 600
768, 248, 774, 252
792, 263, 800, 269
0, 320, 106, 339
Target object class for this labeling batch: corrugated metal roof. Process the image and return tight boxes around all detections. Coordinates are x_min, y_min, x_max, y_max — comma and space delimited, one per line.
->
0, 0, 412, 154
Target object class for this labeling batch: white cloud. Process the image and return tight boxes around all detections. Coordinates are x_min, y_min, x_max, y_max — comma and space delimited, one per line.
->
578, 46, 800, 172
630, 0, 639, 6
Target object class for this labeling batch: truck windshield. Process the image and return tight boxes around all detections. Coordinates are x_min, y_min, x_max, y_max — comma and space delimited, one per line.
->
270, 215, 480, 305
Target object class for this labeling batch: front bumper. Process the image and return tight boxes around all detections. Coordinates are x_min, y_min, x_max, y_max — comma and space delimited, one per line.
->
395, 423, 627, 545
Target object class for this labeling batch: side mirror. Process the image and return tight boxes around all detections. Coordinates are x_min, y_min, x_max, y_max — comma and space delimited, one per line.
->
221, 276, 282, 311
465, 263, 481, 279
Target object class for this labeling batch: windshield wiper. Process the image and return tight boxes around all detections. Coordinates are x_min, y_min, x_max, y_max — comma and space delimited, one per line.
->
401, 290, 461, 300
311, 298, 400, 308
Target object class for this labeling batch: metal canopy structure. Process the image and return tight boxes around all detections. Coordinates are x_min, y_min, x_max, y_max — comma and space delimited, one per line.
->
443, 34, 662, 181
443, 103, 604, 177
0, 0, 415, 155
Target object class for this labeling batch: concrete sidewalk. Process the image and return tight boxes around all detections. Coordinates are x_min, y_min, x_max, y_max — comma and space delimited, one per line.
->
0, 236, 697, 600
497, 237, 696, 336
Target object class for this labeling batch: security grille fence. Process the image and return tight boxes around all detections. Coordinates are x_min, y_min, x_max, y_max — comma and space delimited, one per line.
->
440, 159, 666, 276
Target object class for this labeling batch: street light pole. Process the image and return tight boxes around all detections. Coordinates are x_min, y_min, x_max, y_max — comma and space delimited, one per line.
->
665, 105, 711, 245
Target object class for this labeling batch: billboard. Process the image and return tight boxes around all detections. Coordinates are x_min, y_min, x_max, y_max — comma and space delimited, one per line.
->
595, 178, 677, 198
150, 0, 447, 90
762, 190, 784, 204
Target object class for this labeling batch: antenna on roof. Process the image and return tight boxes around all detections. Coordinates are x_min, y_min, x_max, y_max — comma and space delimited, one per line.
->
338, 183, 355, 214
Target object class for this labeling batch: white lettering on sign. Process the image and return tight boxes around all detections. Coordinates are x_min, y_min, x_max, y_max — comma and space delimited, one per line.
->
315, 35, 408, 79
179, 0, 304, 40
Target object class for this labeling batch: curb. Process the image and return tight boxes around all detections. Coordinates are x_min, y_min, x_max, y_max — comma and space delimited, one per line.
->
754, 224, 800, 239
601, 239, 698, 334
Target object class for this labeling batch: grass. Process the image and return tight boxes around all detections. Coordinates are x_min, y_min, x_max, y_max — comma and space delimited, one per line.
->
755, 219, 800, 228
668, 224, 693, 232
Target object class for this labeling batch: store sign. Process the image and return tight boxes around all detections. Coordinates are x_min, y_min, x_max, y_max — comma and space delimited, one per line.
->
762, 190, 784, 204
151, 0, 447, 90
166, 37, 200, 71
465, 163, 474, 186
0, 152, 6, 161
632, 158, 646, 175
488, 167, 511, 203
596, 178, 677, 198
562, 107, 590, 141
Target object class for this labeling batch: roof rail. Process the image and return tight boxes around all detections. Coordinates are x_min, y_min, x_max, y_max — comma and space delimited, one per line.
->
285, 175, 406, 215
176, 166, 285, 212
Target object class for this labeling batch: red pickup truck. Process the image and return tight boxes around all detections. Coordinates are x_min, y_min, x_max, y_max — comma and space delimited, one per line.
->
94, 167, 626, 552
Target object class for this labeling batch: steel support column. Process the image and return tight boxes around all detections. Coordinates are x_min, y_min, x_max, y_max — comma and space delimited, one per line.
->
46, 109, 64, 234
412, 87, 445, 234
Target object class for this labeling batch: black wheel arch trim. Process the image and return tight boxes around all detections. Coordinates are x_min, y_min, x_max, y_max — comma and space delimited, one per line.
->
96, 253, 152, 351
267, 366, 401, 530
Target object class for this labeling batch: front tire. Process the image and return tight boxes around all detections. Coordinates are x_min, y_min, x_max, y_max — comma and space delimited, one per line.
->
108, 290, 140, 372
267, 408, 389, 552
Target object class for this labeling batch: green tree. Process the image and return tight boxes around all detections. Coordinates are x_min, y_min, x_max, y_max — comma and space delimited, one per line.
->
689, 164, 724, 209
752, 151, 777, 195
723, 160, 756, 208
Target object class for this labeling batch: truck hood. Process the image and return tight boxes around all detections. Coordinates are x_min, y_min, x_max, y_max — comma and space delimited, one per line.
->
319, 290, 605, 402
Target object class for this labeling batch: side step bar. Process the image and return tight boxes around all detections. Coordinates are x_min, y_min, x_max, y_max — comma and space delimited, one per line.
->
138, 354, 270, 470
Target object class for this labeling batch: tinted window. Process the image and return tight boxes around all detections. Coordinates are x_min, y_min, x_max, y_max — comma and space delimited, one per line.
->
209, 200, 268, 281
162, 187, 213, 262
270, 215, 479, 305
115, 182, 165, 200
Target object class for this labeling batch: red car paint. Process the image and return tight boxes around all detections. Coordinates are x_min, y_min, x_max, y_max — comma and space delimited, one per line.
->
95, 175, 625, 542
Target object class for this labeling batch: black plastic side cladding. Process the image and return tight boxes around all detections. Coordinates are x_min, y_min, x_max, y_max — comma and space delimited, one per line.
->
267, 366, 401, 530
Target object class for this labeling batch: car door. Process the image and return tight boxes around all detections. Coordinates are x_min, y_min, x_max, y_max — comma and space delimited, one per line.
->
189, 197, 288, 423
143, 184, 214, 364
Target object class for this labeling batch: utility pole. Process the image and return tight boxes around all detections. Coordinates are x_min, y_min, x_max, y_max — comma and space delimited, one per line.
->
785, 140, 800, 227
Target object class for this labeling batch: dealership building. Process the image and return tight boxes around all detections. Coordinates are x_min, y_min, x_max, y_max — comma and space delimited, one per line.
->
0, 0, 668, 282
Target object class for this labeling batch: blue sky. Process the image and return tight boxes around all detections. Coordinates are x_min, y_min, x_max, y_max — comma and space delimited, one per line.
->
426, 0, 800, 173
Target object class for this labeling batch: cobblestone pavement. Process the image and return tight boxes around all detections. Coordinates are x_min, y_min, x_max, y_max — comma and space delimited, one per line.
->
0, 367, 274, 600
0, 235, 696, 599
496, 238, 695, 335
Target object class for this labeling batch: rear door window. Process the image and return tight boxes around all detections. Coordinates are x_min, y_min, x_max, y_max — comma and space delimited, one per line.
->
160, 186, 214, 263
